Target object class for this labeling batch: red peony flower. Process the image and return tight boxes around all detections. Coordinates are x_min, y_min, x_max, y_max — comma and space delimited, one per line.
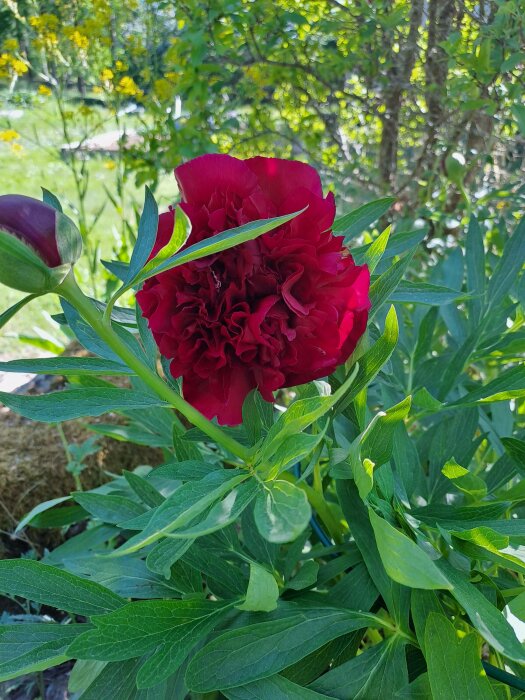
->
136, 155, 370, 425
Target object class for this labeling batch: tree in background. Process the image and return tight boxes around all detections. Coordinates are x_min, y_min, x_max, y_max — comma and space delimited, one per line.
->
1, 0, 524, 223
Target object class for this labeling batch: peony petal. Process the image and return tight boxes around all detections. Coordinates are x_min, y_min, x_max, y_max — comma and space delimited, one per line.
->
246, 157, 323, 207
182, 365, 255, 426
175, 154, 259, 206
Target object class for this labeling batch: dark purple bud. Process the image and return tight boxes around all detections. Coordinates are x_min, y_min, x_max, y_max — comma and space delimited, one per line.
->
0, 194, 61, 267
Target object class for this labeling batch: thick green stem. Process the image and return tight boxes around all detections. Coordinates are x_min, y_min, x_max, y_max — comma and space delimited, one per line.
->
58, 273, 251, 462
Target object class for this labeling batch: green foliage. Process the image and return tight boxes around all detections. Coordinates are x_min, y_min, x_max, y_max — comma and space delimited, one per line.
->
0, 192, 524, 699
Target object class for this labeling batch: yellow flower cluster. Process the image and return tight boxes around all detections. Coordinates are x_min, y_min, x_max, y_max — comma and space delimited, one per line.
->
29, 13, 60, 50
116, 76, 143, 98
100, 67, 114, 82
0, 52, 28, 78
0, 129, 20, 142
64, 28, 90, 51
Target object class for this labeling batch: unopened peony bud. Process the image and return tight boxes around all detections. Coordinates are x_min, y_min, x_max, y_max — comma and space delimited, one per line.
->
0, 194, 81, 293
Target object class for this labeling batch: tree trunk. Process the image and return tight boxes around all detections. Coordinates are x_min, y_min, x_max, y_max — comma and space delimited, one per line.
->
378, 0, 424, 188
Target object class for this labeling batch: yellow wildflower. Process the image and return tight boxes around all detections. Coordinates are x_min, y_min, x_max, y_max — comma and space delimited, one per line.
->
38, 84, 52, 96
11, 58, 28, 75
0, 129, 20, 142
69, 30, 89, 51
116, 75, 143, 98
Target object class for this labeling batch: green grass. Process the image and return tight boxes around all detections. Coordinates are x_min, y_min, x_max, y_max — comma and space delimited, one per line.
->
0, 89, 176, 359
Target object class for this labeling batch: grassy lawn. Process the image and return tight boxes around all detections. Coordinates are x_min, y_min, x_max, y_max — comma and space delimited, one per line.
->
0, 89, 176, 359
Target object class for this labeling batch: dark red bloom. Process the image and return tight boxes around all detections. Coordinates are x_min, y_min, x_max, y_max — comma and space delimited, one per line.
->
137, 155, 370, 425
0, 195, 61, 267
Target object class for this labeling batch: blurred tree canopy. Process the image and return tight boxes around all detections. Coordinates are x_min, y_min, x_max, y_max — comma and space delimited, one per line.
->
1, 0, 524, 218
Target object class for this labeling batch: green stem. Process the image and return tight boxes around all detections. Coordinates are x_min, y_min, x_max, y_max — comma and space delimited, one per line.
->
56, 423, 82, 491
58, 273, 251, 462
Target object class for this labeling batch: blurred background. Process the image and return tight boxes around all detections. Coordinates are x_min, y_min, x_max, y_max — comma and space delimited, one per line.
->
0, 0, 524, 356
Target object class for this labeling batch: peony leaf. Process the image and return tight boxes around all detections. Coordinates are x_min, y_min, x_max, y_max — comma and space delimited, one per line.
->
135, 208, 306, 285
0, 387, 168, 423
142, 205, 191, 273
0, 560, 125, 616
0, 624, 88, 683
108, 469, 249, 556
0, 293, 41, 330
164, 480, 259, 539
369, 510, 451, 590
424, 614, 496, 700
333, 197, 395, 240
369, 250, 414, 319
185, 606, 386, 692
0, 356, 134, 376
362, 225, 391, 273
254, 480, 311, 543
125, 186, 158, 284
237, 562, 279, 612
